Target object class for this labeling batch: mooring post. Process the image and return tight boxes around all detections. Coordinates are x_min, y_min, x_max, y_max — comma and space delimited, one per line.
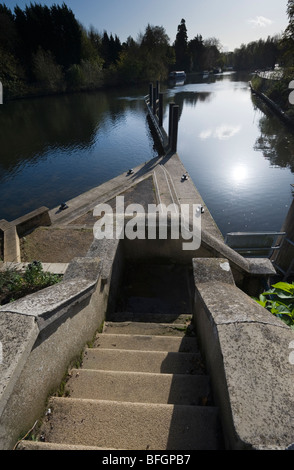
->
158, 93, 163, 127
153, 87, 157, 115
156, 80, 159, 100
168, 102, 175, 145
149, 83, 153, 106
170, 105, 179, 152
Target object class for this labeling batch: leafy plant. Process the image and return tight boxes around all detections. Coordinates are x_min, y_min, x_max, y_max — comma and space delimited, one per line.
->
253, 282, 294, 329
0, 261, 62, 305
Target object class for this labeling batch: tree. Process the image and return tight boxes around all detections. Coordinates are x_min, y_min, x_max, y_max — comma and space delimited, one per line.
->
286, 0, 294, 39
14, 3, 82, 69
281, 0, 294, 66
202, 37, 222, 70
101, 31, 122, 68
140, 24, 173, 81
189, 35, 204, 71
32, 46, 64, 92
174, 19, 189, 70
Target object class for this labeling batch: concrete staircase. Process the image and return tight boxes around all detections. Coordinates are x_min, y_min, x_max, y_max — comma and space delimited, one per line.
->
19, 312, 224, 450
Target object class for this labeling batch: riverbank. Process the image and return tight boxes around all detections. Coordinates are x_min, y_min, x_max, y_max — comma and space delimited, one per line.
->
250, 70, 294, 127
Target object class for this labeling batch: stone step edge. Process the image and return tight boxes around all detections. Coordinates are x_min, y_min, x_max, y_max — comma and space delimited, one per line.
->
103, 322, 191, 331
17, 440, 119, 450
83, 347, 201, 356
49, 396, 218, 411
38, 398, 222, 450
65, 368, 211, 404
68, 367, 210, 379
95, 332, 198, 341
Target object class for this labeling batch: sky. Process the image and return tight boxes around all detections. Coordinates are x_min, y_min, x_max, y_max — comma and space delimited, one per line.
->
4, 0, 290, 51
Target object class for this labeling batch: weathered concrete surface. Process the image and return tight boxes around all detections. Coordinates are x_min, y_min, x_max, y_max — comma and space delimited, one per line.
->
0, 256, 108, 450
192, 258, 294, 450
13, 206, 51, 237
1, 207, 51, 262
0, 312, 39, 419
3, 225, 20, 263
39, 397, 221, 450
65, 368, 210, 405
0, 279, 96, 331
34, 317, 223, 450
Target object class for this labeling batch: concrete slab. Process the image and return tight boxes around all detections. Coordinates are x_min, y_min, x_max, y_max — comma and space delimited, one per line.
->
41, 397, 222, 450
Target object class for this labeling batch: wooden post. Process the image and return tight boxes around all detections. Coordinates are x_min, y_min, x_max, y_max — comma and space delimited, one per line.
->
158, 93, 163, 127
168, 102, 175, 146
149, 83, 153, 106
170, 105, 179, 152
153, 87, 157, 114
156, 80, 159, 100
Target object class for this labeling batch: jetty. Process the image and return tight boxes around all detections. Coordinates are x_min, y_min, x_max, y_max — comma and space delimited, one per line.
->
0, 85, 294, 451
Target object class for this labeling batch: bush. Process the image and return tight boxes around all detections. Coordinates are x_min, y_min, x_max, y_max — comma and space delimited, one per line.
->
253, 282, 294, 329
0, 261, 62, 305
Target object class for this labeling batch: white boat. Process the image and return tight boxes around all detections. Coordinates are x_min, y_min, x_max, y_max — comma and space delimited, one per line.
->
169, 71, 186, 80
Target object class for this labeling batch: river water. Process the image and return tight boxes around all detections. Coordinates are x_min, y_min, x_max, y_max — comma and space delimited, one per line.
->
0, 72, 293, 237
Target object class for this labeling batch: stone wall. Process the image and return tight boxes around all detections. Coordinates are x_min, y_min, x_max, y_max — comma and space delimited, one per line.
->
192, 258, 294, 450
0, 237, 122, 449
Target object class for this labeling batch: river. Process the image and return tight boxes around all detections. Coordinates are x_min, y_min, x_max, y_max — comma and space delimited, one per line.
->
0, 72, 293, 237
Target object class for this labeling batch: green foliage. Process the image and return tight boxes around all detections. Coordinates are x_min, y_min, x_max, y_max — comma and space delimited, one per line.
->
233, 36, 280, 71
0, 261, 61, 305
253, 282, 294, 329
1, 2, 294, 97
32, 47, 64, 92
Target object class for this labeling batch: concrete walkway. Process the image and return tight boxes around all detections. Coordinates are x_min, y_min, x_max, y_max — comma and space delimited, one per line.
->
48, 152, 223, 241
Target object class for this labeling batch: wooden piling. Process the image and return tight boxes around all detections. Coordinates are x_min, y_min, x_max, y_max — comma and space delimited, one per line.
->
153, 87, 157, 114
149, 83, 153, 105
170, 104, 179, 152
158, 93, 163, 127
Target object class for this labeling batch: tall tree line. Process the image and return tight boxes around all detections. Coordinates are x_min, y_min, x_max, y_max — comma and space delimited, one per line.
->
1, 2, 294, 100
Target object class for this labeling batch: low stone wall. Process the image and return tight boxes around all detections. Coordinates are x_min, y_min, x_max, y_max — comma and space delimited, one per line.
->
0, 236, 122, 449
0, 207, 51, 263
122, 221, 276, 296
192, 258, 294, 450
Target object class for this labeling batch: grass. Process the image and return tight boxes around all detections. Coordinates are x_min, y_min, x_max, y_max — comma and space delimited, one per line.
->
0, 260, 62, 305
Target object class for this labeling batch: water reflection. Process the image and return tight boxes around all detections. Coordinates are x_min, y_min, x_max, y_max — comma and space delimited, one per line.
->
0, 87, 157, 220
252, 96, 294, 172
199, 124, 242, 141
163, 72, 294, 235
230, 163, 250, 184
0, 74, 293, 236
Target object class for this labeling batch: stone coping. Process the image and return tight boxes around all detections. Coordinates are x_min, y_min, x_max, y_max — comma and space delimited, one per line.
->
192, 258, 294, 450
0, 256, 102, 426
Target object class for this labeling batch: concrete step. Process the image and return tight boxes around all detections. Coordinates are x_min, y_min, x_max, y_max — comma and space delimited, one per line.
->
82, 348, 205, 375
108, 312, 192, 324
103, 321, 191, 336
39, 397, 223, 450
65, 369, 211, 405
17, 440, 115, 450
93, 333, 199, 352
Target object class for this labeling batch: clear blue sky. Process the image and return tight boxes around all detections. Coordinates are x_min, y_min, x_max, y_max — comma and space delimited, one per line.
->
4, 0, 289, 51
